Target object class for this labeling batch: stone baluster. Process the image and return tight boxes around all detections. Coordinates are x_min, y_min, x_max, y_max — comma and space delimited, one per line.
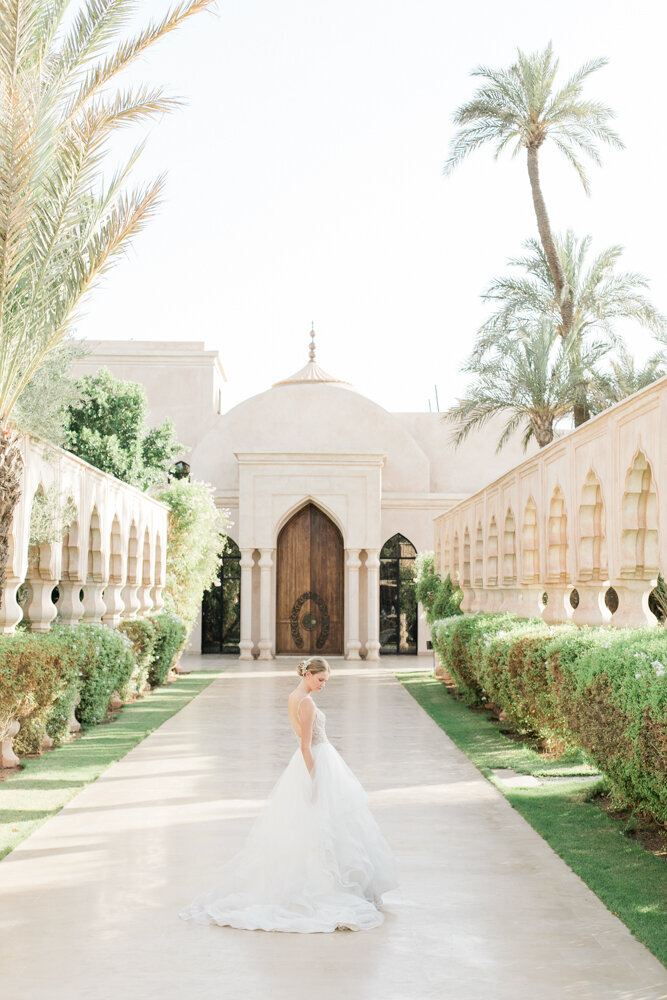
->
571, 584, 606, 626
345, 549, 361, 660
541, 585, 570, 624
0, 576, 24, 633
238, 548, 255, 660
0, 719, 21, 768
150, 584, 165, 614
57, 580, 85, 625
609, 580, 658, 628
121, 579, 141, 619
365, 548, 381, 661
136, 576, 154, 617
258, 548, 274, 660
82, 582, 107, 624
102, 582, 126, 627
25, 544, 58, 633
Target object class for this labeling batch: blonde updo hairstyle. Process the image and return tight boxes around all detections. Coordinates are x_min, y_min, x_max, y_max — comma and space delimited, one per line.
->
297, 656, 330, 678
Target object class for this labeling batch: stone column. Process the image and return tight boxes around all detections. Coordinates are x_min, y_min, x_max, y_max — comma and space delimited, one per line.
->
345, 549, 362, 660
25, 575, 58, 633
610, 580, 658, 628
365, 548, 381, 661
102, 583, 125, 627
150, 584, 165, 615
238, 548, 255, 660
571, 584, 605, 626
57, 580, 85, 625
121, 580, 141, 619
258, 548, 274, 661
0, 576, 24, 633
136, 579, 154, 617
541, 585, 570, 624
82, 582, 106, 624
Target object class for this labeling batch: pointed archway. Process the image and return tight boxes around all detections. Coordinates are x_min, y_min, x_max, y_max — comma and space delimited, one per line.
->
380, 533, 417, 654
276, 503, 344, 654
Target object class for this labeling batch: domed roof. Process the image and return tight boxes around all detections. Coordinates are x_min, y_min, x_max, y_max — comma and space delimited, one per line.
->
272, 327, 351, 388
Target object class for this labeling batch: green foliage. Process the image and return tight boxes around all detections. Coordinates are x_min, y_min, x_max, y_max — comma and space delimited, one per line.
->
118, 618, 158, 699
430, 613, 667, 822
29, 486, 77, 549
0, 0, 215, 431
414, 552, 463, 622
0, 630, 78, 755
149, 613, 188, 686
65, 369, 184, 490
68, 625, 136, 728
13, 340, 86, 446
154, 480, 229, 635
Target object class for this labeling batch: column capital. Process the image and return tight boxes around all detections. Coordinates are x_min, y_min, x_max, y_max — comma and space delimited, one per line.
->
239, 548, 255, 568
259, 548, 274, 568
365, 548, 380, 569
345, 548, 361, 569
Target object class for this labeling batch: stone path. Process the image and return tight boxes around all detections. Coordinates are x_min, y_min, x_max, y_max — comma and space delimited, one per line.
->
1, 656, 666, 1000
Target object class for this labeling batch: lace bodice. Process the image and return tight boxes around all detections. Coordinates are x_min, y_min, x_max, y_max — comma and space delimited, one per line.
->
296, 697, 328, 745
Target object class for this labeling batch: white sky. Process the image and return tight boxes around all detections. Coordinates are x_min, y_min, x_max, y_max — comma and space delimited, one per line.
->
75, 0, 667, 414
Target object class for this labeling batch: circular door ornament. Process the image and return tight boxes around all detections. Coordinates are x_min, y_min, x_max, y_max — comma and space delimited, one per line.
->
289, 591, 331, 649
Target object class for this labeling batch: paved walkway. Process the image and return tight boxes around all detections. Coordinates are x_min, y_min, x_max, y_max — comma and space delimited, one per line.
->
1, 656, 666, 1000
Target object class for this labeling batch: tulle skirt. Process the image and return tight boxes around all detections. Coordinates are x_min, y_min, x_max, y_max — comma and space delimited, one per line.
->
179, 741, 398, 933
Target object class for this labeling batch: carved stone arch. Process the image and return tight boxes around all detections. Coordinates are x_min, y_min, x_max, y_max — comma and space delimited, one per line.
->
503, 507, 517, 585
474, 522, 484, 587
452, 531, 460, 582
621, 451, 659, 578
379, 533, 418, 655
109, 514, 123, 583
522, 497, 539, 584
127, 521, 139, 585
579, 469, 607, 581
61, 499, 80, 580
154, 531, 164, 588
87, 506, 104, 582
462, 526, 471, 587
487, 516, 498, 586
547, 486, 568, 582
443, 535, 451, 576
141, 526, 152, 587
274, 494, 345, 544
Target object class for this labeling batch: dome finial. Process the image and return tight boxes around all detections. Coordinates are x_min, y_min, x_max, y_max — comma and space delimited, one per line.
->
309, 322, 316, 362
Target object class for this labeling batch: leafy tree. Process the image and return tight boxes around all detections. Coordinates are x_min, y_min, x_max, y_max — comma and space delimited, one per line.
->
590, 345, 665, 408
0, 0, 215, 598
155, 479, 229, 636
65, 368, 183, 489
414, 552, 462, 624
477, 232, 666, 350
12, 339, 86, 446
470, 233, 666, 424
448, 322, 609, 450
445, 44, 623, 347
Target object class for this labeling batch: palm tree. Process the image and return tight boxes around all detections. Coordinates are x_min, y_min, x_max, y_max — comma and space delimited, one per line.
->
476, 232, 666, 347
472, 231, 666, 423
445, 44, 623, 341
589, 345, 665, 409
447, 322, 610, 451
0, 0, 215, 598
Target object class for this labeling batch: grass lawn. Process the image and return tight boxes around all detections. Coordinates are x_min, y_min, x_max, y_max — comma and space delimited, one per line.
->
0, 671, 221, 861
397, 670, 667, 969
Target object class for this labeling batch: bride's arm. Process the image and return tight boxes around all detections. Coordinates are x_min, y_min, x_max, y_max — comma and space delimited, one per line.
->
299, 699, 316, 775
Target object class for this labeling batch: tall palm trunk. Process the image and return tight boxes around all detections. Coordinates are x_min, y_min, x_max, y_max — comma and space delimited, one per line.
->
526, 146, 573, 337
0, 429, 23, 606
531, 413, 555, 447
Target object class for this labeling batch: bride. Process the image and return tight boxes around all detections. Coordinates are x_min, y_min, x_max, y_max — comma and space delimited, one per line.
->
179, 656, 398, 933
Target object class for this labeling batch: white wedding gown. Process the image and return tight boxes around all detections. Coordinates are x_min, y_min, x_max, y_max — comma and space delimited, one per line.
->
179, 698, 398, 933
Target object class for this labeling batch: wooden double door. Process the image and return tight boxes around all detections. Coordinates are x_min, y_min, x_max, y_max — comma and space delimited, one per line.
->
276, 504, 344, 655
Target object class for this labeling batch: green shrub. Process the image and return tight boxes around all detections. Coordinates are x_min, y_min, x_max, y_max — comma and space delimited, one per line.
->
414, 553, 463, 624
0, 630, 79, 755
154, 479, 228, 637
118, 617, 157, 698
149, 613, 187, 686
432, 613, 667, 823
69, 624, 136, 727
546, 628, 667, 821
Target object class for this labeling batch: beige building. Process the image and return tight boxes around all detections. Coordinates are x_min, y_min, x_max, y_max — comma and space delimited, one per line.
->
73, 335, 533, 658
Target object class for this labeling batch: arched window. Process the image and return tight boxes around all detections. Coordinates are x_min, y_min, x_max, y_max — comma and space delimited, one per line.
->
202, 539, 241, 654
380, 534, 417, 655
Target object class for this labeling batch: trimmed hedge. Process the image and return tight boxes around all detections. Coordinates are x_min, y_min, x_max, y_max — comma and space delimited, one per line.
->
149, 613, 187, 686
1, 616, 187, 761
430, 613, 667, 823
119, 617, 158, 699
0, 630, 79, 755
